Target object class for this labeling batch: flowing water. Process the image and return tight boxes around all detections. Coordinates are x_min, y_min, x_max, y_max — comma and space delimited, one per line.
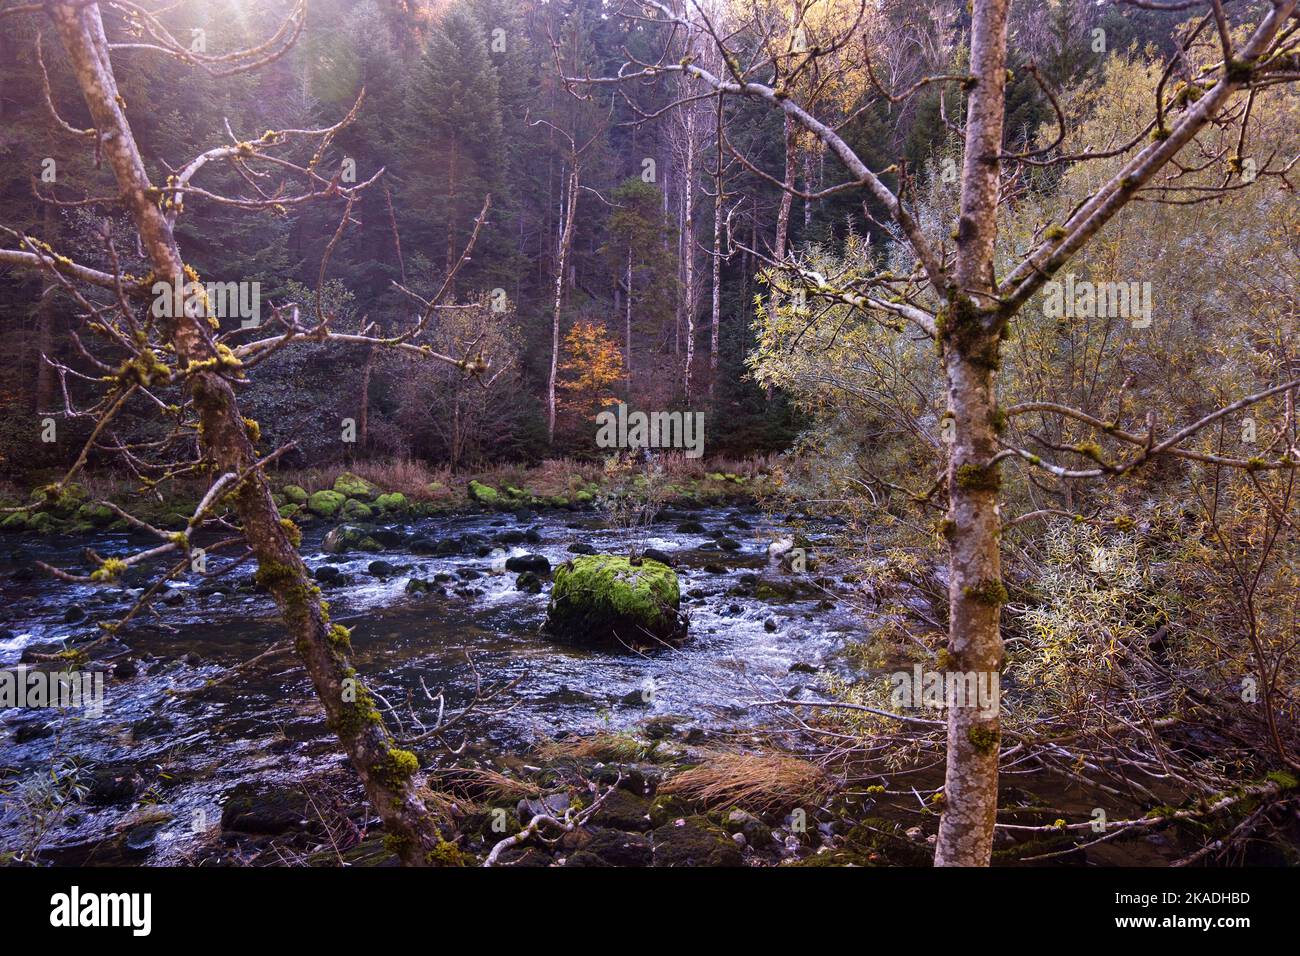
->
0, 504, 859, 863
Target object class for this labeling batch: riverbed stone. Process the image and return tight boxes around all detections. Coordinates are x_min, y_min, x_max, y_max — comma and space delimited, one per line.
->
322, 524, 381, 554
544, 555, 688, 649
333, 471, 377, 500
282, 484, 309, 505
220, 782, 313, 835
339, 498, 373, 521
567, 828, 652, 867
652, 816, 743, 867
505, 553, 550, 574
591, 788, 653, 832
374, 492, 408, 514
307, 489, 345, 517
468, 480, 500, 506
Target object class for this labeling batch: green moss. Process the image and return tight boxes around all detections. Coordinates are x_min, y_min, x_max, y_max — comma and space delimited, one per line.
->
329, 677, 383, 739
546, 555, 685, 647
0, 512, 29, 533
1266, 770, 1298, 790
327, 623, 353, 652
339, 498, 373, 521
1225, 59, 1253, 83
253, 559, 297, 593
1074, 442, 1103, 461
279, 517, 302, 547
468, 480, 500, 505
77, 502, 115, 527
967, 724, 1000, 755
1043, 224, 1067, 242
382, 833, 413, 859
955, 462, 1001, 492
282, 485, 309, 505
426, 840, 469, 867
373, 747, 419, 789
333, 471, 377, 500
964, 579, 1009, 606
990, 407, 1007, 434
935, 296, 1000, 368
90, 557, 129, 583
306, 489, 346, 517
374, 492, 409, 513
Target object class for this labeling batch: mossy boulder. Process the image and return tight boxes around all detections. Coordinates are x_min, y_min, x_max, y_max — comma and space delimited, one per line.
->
307, 489, 346, 518
333, 471, 377, 501
545, 555, 688, 649
652, 815, 743, 867
1, 511, 30, 533
468, 480, 500, 506
283, 485, 309, 505
340, 498, 374, 521
323, 525, 382, 554
76, 502, 115, 527
26, 512, 57, 535
374, 492, 409, 514
30, 483, 88, 518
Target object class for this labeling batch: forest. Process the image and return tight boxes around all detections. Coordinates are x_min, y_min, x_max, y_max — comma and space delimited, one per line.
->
0, 0, 1297, 881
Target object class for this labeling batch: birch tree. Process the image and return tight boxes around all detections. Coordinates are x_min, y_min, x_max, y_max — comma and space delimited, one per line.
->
0, 0, 494, 865
567, 0, 1300, 865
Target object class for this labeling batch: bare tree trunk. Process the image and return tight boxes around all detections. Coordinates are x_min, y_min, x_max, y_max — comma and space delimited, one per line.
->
682, 104, 697, 404
357, 347, 375, 455
34, 203, 58, 413
709, 92, 724, 399
548, 165, 579, 443
934, 0, 1010, 868
774, 114, 795, 259
625, 248, 634, 387
48, 0, 445, 865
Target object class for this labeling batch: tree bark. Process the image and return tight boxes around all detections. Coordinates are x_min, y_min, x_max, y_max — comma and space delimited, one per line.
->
47, 0, 445, 865
34, 203, 59, 414
709, 91, 724, 398
548, 164, 579, 442
934, 0, 1010, 868
626, 248, 634, 387
774, 113, 795, 259
682, 103, 697, 404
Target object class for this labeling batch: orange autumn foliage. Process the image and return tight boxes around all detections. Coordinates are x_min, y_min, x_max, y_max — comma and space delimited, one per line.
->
557, 320, 624, 416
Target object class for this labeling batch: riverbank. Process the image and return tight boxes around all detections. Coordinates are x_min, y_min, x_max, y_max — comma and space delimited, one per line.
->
0, 455, 779, 537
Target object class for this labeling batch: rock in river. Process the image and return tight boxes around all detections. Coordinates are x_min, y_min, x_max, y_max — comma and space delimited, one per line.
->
505, 553, 550, 574
544, 555, 688, 650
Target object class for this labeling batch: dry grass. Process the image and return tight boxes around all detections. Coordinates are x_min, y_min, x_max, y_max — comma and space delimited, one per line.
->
659, 752, 832, 817
429, 766, 543, 804
536, 732, 650, 764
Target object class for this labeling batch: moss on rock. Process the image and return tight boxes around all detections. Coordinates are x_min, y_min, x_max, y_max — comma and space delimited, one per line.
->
282, 484, 309, 505
307, 489, 346, 517
545, 555, 688, 649
468, 480, 500, 505
333, 471, 377, 500
340, 498, 374, 521
374, 492, 409, 513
